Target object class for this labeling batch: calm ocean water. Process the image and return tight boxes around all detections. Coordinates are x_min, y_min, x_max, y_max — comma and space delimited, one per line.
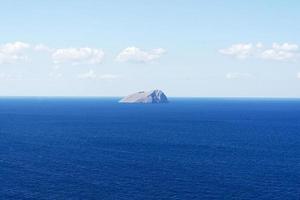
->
0, 98, 300, 200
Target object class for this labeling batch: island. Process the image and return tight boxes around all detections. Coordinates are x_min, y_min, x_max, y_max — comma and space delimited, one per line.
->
119, 89, 169, 103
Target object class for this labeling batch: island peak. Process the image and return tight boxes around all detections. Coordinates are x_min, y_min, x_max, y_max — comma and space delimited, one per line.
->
119, 90, 169, 103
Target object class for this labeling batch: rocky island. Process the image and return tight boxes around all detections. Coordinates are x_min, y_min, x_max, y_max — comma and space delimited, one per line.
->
119, 90, 169, 103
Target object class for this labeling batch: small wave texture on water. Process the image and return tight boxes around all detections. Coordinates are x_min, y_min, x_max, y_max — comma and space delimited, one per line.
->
0, 98, 300, 200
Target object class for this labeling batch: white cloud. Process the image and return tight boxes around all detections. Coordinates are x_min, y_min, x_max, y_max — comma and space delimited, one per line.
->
116, 47, 166, 63
1, 41, 30, 54
219, 43, 254, 59
34, 44, 53, 52
0, 41, 30, 64
260, 49, 296, 61
226, 72, 253, 79
297, 72, 300, 79
52, 47, 104, 65
78, 70, 119, 80
220, 42, 300, 61
272, 43, 298, 51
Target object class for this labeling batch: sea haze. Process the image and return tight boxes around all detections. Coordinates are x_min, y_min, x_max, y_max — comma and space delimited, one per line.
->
0, 98, 300, 199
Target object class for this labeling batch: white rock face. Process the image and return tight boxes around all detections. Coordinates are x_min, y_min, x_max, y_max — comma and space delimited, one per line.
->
119, 90, 169, 103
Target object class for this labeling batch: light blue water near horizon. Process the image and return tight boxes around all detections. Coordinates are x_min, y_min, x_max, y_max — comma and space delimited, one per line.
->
0, 98, 300, 199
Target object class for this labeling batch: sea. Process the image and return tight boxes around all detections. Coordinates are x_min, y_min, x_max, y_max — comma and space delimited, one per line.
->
0, 98, 300, 200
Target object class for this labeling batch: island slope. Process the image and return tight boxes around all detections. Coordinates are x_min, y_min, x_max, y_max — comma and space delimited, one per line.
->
119, 90, 169, 103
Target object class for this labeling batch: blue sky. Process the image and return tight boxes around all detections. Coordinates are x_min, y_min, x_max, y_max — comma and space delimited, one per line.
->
0, 0, 300, 97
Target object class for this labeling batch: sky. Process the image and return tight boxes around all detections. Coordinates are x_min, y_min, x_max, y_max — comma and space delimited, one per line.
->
1, 0, 300, 97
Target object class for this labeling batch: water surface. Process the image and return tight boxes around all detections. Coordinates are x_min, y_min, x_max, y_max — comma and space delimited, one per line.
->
0, 98, 300, 199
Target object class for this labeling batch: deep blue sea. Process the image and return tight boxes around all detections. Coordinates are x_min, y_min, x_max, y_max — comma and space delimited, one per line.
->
0, 98, 300, 200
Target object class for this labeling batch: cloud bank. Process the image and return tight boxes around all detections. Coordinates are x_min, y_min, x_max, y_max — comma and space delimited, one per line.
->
0, 41, 30, 64
78, 70, 119, 80
0, 41, 166, 66
220, 43, 299, 61
116, 47, 166, 63
52, 48, 104, 65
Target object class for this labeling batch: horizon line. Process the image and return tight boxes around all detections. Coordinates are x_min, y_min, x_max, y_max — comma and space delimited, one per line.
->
0, 95, 300, 100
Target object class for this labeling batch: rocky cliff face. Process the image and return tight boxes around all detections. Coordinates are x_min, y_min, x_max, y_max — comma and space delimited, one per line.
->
119, 90, 168, 103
